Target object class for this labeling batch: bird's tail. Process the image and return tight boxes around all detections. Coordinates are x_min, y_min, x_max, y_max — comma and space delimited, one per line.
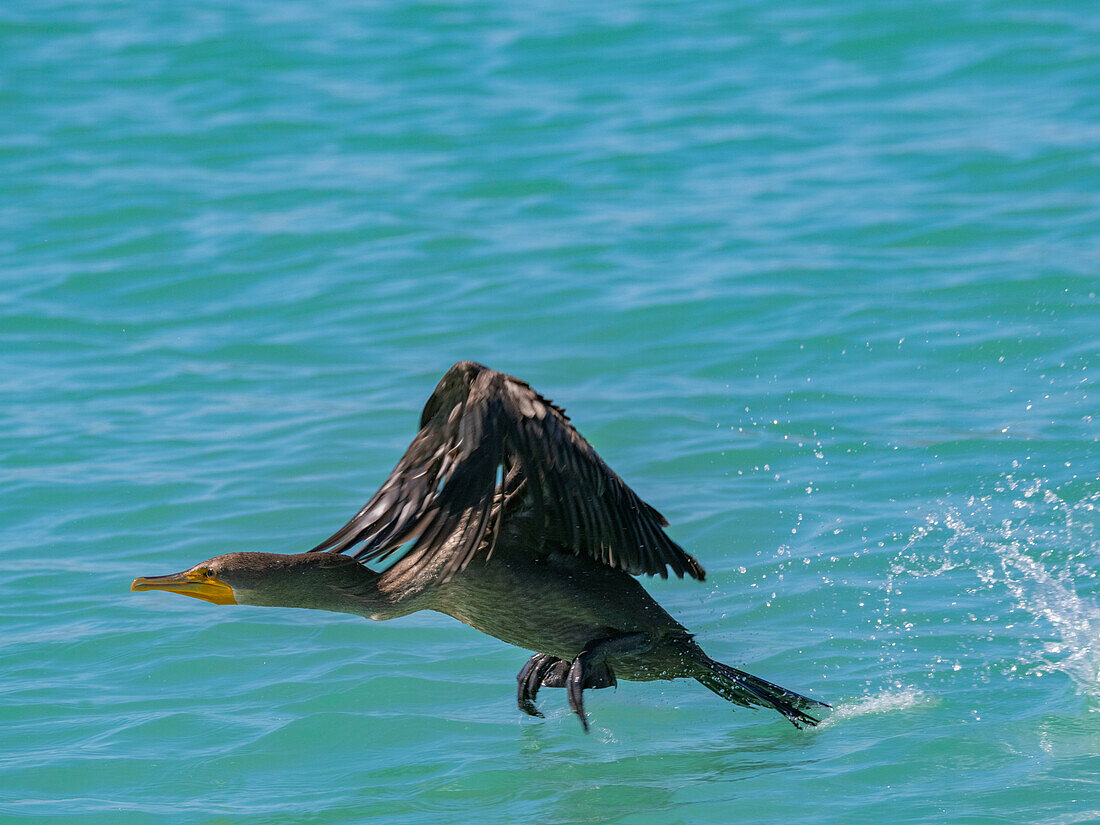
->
693, 654, 828, 729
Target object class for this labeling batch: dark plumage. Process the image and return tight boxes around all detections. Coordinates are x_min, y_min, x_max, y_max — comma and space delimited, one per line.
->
133, 361, 826, 731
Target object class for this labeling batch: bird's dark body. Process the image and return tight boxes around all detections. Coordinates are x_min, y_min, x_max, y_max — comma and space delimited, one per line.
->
133, 361, 826, 731
425, 544, 696, 681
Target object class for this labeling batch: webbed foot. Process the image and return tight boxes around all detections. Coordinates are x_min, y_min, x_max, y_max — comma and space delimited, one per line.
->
515, 653, 618, 719
565, 633, 650, 733
516, 653, 560, 717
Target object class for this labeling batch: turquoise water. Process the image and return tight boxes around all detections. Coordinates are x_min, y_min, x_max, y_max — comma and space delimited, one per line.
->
3, 1, 1098, 822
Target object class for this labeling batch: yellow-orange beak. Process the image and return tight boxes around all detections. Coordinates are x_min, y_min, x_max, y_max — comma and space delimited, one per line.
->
130, 569, 237, 605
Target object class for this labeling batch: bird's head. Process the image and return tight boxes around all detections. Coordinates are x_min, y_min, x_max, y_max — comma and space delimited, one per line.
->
130, 552, 375, 609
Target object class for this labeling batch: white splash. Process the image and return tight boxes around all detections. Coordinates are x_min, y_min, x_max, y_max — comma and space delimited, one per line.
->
817, 687, 930, 728
889, 477, 1100, 697
997, 530, 1100, 695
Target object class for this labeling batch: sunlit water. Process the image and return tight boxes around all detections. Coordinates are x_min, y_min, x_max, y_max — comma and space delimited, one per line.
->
2, 2, 1098, 823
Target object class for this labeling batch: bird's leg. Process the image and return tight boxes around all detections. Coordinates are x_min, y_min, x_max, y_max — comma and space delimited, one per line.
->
567, 633, 651, 732
516, 653, 560, 717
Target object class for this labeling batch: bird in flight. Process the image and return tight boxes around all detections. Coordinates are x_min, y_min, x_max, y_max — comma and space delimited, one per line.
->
133, 361, 826, 731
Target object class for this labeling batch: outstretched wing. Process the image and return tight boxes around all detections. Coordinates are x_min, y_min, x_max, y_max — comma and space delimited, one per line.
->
310, 361, 705, 582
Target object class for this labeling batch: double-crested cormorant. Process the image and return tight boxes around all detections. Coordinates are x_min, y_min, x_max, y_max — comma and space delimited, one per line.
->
132, 361, 826, 731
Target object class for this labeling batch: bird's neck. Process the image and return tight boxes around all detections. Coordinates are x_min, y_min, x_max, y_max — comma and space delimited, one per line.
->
314, 561, 432, 621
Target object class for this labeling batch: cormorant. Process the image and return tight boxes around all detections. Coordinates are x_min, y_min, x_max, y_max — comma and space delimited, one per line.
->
132, 361, 826, 731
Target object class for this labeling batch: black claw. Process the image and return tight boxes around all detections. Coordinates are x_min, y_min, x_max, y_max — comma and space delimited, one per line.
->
567, 656, 589, 733
518, 698, 544, 718
517, 654, 559, 718
517, 659, 539, 708
517, 658, 538, 688
527, 655, 557, 701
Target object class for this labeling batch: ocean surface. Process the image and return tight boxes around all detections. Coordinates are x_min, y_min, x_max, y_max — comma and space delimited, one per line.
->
2, 1, 1098, 823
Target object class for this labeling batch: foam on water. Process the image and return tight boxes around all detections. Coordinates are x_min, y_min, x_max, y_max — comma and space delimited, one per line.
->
816, 688, 931, 728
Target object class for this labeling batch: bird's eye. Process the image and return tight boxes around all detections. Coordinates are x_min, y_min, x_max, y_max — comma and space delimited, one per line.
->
204, 568, 216, 578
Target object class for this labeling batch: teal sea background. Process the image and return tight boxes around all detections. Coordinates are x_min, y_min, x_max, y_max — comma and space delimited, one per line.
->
2, 1, 1098, 822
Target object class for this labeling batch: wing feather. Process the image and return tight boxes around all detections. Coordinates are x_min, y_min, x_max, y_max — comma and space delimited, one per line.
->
309, 362, 705, 582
